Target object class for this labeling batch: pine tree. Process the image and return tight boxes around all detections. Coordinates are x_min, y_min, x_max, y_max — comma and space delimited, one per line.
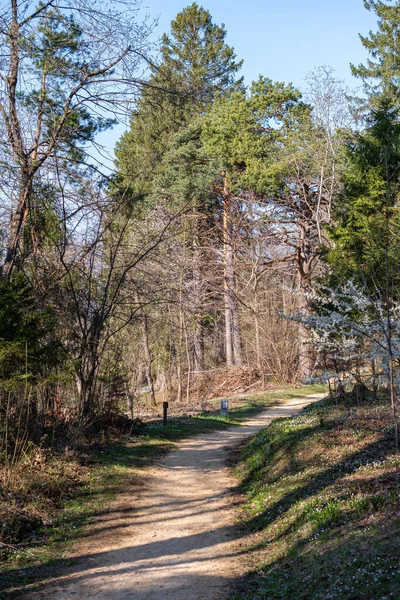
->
115, 3, 243, 193
202, 80, 309, 367
114, 5, 243, 370
159, 3, 243, 108
328, 99, 400, 294
351, 1, 400, 104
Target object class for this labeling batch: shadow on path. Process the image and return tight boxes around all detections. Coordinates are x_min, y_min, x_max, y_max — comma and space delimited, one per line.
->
0, 393, 326, 600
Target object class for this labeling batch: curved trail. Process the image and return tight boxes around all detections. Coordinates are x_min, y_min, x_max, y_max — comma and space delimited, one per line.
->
29, 393, 325, 600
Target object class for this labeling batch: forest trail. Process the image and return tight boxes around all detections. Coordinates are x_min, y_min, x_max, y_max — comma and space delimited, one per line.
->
27, 393, 325, 600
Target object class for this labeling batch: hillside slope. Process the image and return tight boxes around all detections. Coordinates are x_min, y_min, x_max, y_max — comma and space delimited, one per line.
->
234, 395, 400, 599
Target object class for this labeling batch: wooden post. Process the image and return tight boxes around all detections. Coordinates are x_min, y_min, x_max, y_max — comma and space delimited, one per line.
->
163, 401, 169, 426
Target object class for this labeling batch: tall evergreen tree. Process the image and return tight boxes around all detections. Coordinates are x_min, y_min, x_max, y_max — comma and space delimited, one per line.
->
202, 80, 310, 368
159, 3, 243, 107
351, 1, 400, 104
114, 5, 243, 370
327, 99, 400, 294
115, 3, 243, 193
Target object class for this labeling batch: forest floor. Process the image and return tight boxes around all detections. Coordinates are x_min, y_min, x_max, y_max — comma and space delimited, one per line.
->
0, 389, 325, 599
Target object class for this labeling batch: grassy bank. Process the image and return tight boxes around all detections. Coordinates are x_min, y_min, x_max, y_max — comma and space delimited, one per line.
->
234, 394, 400, 600
0, 383, 325, 582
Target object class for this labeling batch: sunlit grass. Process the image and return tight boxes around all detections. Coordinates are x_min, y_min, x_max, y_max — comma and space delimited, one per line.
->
233, 395, 400, 600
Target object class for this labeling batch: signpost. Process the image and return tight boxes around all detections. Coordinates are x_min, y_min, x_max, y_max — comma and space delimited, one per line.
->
163, 401, 169, 426
220, 400, 228, 416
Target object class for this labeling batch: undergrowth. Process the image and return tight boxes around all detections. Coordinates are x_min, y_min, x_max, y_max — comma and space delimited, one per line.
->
233, 393, 400, 600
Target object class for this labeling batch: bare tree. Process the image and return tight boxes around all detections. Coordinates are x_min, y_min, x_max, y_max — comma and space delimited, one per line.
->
0, 0, 153, 278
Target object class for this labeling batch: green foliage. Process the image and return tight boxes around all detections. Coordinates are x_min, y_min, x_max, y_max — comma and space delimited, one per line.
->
303, 498, 341, 527
202, 78, 308, 195
150, 78, 308, 213
0, 277, 59, 382
23, 6, 114, 161
115, 3, 242, 195
160, 3, 243, 107
327, 98, 400, 293
22, 183, 64, 258
156, 119, 217, 210
351, 0, 400, 105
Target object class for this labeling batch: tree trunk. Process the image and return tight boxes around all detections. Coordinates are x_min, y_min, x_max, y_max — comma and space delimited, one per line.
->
296, 202, 315, 380
297, 275, 314, 380
193, 319, 205, 371
193, 236, 205, 371
223, 185, 234, 367
2, 4, 33, 280
232, 293, 243, 365
254, 305, 261, 372
140, 314, 156, 406
223, 175, 243, 366
3, 173, 31, 280
76, 360, 99, 418
135, 291, 156, 406
192, 208, 207, 371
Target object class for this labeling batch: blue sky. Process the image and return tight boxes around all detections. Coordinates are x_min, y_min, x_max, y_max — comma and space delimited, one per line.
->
98, 0, 379, 167
140, 0, 378, 89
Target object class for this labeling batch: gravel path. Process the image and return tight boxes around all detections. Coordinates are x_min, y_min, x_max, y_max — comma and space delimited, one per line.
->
25, 393, 325, 600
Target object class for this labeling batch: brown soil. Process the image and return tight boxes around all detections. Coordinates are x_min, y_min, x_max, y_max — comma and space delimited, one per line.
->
11, 393, 325, 600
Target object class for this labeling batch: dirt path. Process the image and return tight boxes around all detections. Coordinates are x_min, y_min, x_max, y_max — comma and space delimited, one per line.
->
24, 393, 325, 600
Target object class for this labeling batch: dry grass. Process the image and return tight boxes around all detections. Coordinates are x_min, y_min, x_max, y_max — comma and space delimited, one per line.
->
135, 366, 285, 417
0, 449, 89, 556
